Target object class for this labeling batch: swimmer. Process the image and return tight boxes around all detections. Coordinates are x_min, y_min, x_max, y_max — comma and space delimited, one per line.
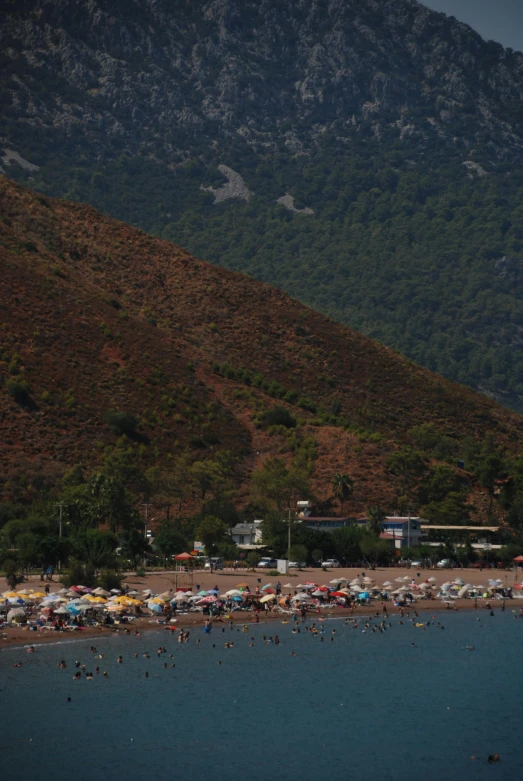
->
103, 671, 108, 677
117, 656, 123, 663
14, 662, 22, 668
26, 646, 35, 653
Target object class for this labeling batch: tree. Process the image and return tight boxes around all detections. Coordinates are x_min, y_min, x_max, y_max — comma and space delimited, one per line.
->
196, 515, 227, 555
421, 492, 471, 525
386, 447, 428, 498
331, 524, 362, 564
154, 527, 189, 558
251, 458, 310, 512
289, 544, 308, 565
71, 529, 118, 571
331, 473, 354, 516
366, 505, 386, 537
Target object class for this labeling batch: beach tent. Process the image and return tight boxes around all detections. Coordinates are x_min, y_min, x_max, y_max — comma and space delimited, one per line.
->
513, 555, 523, 563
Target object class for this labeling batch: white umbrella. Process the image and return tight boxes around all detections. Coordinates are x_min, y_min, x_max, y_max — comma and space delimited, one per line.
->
292, 593, 310, 601
92, 587, 112, 597
382, 581, 392, 586
350, 578, 363, 585
173, 592, 189, 601
225, 589, 243, 597
330, 579, 342, 585
428, 577, 437, 583
395, 577, 404, 583
351, 585, 363, 592
311, 590, 324, 597
54, 606, 71, 615
283, 583, 293, 588
362, 576, 375, 585
7, 608, 26, 621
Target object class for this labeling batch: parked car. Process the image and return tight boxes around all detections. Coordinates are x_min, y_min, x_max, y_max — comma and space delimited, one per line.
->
288, 561, 307, 569
321, 559, 340, 568
204, 557, 224, 570
410, 560, 423, 568
258, 558, 278, 569
436, 559, 454, 568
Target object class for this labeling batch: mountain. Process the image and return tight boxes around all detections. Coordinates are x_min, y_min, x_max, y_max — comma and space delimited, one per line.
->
1, 175, 523, 524
2, 0, 523, 409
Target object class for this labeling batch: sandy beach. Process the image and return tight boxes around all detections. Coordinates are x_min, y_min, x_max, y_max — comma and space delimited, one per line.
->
1, 564, 519, 650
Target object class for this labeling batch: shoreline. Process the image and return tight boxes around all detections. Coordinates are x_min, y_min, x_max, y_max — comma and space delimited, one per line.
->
0, 597, 509, 652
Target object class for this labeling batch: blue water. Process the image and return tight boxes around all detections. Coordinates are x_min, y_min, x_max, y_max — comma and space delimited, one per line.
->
1, 610, 522, 781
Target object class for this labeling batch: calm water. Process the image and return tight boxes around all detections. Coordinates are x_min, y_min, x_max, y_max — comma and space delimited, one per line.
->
1, 610, 522, 781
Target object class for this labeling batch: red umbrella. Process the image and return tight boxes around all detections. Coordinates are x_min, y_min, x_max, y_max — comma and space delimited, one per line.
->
513, 555, 523, 562
318, 586, 330, 592
174, 552, 194, 560
331, 591, 347, 598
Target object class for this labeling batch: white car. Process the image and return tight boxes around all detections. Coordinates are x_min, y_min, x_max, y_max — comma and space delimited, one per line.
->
410, 560, 423, 568
436, 559, 453, 568
257, 558, 278, 569
288, 561, 307, 569
321, 559, 340, 568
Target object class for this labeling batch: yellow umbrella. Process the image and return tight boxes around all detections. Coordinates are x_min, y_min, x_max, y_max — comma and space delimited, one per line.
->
28, 592, 46, 599
2, 592, 22, 598
260, 593, 276, 603
125, 598, 142, 605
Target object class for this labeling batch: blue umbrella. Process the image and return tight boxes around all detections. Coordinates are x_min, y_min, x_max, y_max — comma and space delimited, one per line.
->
357, 592, 370, 600
231, 596, 243, 602
208, 589, 220, 595
261, 583, 272, 591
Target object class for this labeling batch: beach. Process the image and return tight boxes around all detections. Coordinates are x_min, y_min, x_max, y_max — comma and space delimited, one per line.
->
1, 564, 518, 649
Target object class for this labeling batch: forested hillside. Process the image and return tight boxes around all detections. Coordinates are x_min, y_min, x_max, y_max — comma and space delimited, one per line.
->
2, 0, 523, 408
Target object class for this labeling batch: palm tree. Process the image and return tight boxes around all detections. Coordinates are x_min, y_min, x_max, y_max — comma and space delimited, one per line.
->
332, 473, 354, 516
366, 504, 386, 537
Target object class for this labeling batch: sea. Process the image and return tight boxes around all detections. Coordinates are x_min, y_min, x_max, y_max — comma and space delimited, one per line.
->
1, 609, 522, 781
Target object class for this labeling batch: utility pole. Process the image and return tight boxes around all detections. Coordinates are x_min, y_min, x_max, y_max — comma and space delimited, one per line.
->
287, 508, 292, 563
142, 503, 149, 539
55, 503, 67, 572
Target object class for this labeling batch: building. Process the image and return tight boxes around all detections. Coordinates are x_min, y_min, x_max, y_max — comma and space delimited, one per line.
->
229, 521, 263, 548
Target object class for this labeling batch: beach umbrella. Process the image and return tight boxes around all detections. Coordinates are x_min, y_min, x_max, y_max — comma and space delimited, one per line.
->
2, 591, 22, 598
174, 552, 194, 560
236, 582, 250, 588
260, 593, 276, 603
330, 578, 342, 585
428, 577, 437, 583
127, 590, 139, 595
27, 591, 46, 599
312, 590, 324, 597
158, 591, 173, 601
292, 593, 310, 601
231, 596, 243, 602
207, 588, 220, 595
283, 583, 293, 589
7, 608, 26, 622
110, 589, 122, 594
261, 583, 273, 590
351, 585, 362, 592
54, 605, 72, 614
357, 592, 370, 600
382, 581, 392, 586
331, 591, 347, 598
362, 577, 375, 585
318, 586, 330, 592
7, 597, 26, 605
93, 588, 111, 597
200, 596, 220, 604
394, 577, 404, 583
225, 590, 242, 597
198, 590, 209, 596
453, 578, 465, 586
148, 601, 164, 613
173, 592, 190, 601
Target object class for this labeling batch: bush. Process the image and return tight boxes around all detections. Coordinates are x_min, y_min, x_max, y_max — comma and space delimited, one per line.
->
135, 565, 146, 577
105, 409, 138, 436
6, 380, 29, 404
62, 561, 96, 588
264, 406, 297, 429
98, 569, 123, 591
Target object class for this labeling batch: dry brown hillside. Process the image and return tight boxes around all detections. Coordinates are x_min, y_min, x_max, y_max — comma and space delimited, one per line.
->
1, 176, 522, 514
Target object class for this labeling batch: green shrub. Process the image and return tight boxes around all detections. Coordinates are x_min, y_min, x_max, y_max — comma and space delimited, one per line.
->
105, 409, 138, 436
6, 379, 29, 404
264, 406, 297, 428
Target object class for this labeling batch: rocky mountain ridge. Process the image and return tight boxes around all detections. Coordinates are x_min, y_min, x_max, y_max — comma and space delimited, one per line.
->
2, 0, 523, 162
